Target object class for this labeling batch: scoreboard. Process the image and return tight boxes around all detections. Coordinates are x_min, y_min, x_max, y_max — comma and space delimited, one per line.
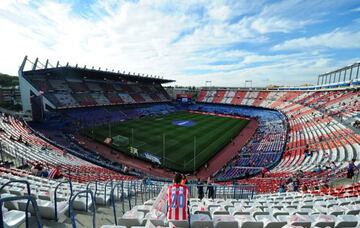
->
176, 94, 192, 103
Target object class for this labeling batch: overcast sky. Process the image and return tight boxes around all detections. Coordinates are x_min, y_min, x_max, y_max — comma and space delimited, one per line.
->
0, 0, 359, 87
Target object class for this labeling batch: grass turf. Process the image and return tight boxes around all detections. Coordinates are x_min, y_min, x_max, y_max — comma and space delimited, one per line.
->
84, 111, 249, 172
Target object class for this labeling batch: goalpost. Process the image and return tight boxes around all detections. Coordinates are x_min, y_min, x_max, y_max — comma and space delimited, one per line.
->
111, 135, 130, 147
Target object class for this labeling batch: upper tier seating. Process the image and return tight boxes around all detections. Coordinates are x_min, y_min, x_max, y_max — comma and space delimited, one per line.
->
26, 75, 171, 109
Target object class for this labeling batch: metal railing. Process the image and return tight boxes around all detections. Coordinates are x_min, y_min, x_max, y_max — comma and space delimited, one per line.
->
0, 195, 43, 228
0, 180, 42, 228
86, 181, 97, 211
54, 179, 73, 221
69, 190, 96, 228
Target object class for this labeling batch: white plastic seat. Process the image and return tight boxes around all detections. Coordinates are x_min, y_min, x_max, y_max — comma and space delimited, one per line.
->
212, 207, 229, 217
144, 211, 166, 227
100, 226, 126, 228
193, 207, 212, 218
334, 215, 359, 228
72, 195, 93, 211
234, 214, 262, 228
118, 211, 145, 227
213, 215, 238, 228
169, 220, 189, 228
143, 199, 154, 206
311, 214, 336, 228
3, 210, 27, 228
133, 205, 152, 215
1, 194, 19, 210
95, 192, 111, 205
190, 214, 214, 228
255, 215, 287, 228
284, 214, 313, 228
345, 205, 360, 215
38, 201, 68, 220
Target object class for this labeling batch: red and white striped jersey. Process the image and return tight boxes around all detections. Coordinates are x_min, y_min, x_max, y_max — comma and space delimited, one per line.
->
48, 167, 60, 179
166, 184, 189, 220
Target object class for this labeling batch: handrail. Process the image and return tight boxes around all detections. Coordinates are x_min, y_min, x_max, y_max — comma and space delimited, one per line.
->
0, 195, 43, 228
121, 181, 125, 214
54, 179, 73, 221
104, 180, 113, 206
110, 181, 124, 225
127, 181, 132, 210
0, 180, 33, 228
140, 183, 144, 204
133, 181, 137, 206
86, 181, 97, 211
0, 180, 31, 196
69, 190, 96, 228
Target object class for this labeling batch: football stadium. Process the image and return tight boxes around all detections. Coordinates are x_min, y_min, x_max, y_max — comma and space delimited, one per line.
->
0, 1, 359, 227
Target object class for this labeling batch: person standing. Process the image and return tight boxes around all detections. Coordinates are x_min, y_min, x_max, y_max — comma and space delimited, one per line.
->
261, 167, 268, 178
197, 179, 204, 201
166, 173, 190, 221
206, 177, 215, 200
347, 159, 359, 179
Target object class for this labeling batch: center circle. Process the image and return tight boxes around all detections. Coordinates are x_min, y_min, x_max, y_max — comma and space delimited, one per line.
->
172, 120, 196, 127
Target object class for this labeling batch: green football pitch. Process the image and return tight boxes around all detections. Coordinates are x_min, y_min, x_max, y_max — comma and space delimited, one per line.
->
84, 111, 249, 172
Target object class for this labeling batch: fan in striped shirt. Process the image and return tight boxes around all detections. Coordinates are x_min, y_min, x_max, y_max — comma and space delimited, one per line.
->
166, 173, 190, 221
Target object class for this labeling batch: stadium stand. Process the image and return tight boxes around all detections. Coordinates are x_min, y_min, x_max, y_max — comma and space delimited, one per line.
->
109, 182, 360, 228
196, 87, 360, 193
0, 113, 134, 183
0, 57, 356, 227
20, 63, 172, 111
188, 104, 287, 179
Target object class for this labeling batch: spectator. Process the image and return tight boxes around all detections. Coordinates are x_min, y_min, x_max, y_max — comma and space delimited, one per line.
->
31, 163, 43, 176
330, 161, 336, 171
206, 177, 215, 200
166, 173, 190, 221
197, 179, 204, 201
302, 185, 308, 192
143, 177, 151, 186
17, 135, 22, 143
123, 166, 128, 174
181, 174, 188, 185
39, 166, 49, 178
245, 171, 250, 179
296, 169, 304, 178
278, 183, 286, 193
323, 152, 330, 162
304, 145, 310, 158
287, 180, 294, 192
313, 165, 322, 173
293, 178, 300, 192
309, 148, 314, 157
347, 159, 358, 179
261, 167, 268, 178
48, 166, 63, 179
353, 120, 360, 128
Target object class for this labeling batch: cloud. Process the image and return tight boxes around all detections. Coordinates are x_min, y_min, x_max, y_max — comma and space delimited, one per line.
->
251, 17, 315, 34
351, 7, 360, 12
208, 5, 230, 21
0, 0, 358, 87
273, 29, 360, 50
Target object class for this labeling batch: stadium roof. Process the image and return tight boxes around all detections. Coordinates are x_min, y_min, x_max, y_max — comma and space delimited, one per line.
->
20, 56, 175, 84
